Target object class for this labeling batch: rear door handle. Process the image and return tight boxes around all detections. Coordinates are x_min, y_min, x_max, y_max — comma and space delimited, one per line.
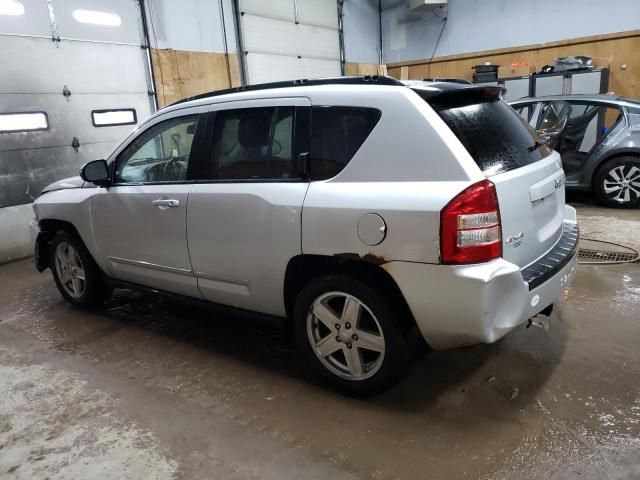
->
152, 199, 180, 208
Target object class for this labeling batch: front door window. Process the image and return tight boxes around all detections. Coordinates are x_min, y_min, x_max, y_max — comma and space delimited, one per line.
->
115, 115, 200, 183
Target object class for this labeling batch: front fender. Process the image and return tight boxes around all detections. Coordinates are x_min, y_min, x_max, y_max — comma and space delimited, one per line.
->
34, 229, 50, 272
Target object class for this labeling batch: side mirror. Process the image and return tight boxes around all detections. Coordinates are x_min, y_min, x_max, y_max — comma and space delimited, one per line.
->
80, 159, 110, 186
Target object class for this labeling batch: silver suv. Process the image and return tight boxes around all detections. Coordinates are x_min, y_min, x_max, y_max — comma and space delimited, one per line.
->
32, 77, 579, 396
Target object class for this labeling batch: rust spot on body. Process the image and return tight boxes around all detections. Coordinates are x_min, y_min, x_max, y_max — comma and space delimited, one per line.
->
334, 252, 388, 265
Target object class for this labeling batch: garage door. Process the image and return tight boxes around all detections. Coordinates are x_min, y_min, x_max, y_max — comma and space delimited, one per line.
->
0, 0, 154, 262
238, 0, 341, 84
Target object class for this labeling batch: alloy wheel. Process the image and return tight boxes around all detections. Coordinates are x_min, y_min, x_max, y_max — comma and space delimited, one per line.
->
602, 165, 640, 204
306, 291, 386, 381
54, 242, 86, 299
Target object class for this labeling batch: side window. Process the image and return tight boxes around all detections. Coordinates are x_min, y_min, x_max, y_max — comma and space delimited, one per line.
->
513, 105, 530, 122
201, 107, 295, 180
538, 101, 571, 131
310, 107, 381, 180
115, 115, 199, 184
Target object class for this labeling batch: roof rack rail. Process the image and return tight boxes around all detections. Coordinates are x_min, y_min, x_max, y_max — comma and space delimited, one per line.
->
167, 75, 404, 107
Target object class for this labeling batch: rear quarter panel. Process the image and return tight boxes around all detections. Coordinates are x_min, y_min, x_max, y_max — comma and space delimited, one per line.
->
302, 181, 471, 263
579, 110, 640, 187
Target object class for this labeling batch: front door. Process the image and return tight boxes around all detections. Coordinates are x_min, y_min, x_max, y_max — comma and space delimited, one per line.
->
187, 98, 311, 316
92, 113, 203, 298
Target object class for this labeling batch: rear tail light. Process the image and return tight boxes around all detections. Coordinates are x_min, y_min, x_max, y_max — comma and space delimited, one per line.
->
440, 180, 502, 265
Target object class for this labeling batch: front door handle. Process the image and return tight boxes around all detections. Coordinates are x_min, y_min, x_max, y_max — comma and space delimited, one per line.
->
152, 198, 180, 208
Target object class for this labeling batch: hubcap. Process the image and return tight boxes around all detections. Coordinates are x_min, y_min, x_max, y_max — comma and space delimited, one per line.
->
603, 165, 640, 203
306, 292, 385, 381
54, 242, 86, 299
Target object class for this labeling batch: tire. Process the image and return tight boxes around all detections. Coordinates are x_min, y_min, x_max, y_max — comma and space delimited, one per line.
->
293, 274, 409, 396
593, 156, 640, 208
49, 230, 112, 307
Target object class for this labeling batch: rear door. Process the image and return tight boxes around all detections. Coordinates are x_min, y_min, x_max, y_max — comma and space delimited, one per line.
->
186, 98, 310, 317
428, 91, 566, 268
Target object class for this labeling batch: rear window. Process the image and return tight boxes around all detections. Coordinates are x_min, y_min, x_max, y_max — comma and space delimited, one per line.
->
421, 92, 551, 175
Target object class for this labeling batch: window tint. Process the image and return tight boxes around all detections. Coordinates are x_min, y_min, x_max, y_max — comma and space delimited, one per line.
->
514, 105, 530, 122
310, 107, 381, 180
115, 115, 199, 183
557, 103, 622, 155
538, 101, 571, 131
431, 98, 551, 176
201, 107, 295, 180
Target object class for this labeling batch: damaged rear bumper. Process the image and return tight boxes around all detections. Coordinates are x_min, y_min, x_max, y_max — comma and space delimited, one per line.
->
383, 220, 579, 350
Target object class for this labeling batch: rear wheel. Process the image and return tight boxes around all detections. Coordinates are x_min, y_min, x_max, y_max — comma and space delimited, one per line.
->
293, 275, 409, 396
594, 157, 640, 208
49, 231, 112, 307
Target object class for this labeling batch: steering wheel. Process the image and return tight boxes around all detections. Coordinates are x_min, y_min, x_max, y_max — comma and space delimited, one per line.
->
162, 156, 187, 180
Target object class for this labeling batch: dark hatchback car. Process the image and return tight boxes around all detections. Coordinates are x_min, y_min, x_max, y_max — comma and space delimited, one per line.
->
510, 95, 640, 208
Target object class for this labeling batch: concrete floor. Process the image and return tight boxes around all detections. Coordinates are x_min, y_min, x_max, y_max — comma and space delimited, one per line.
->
0, 203, 639, 480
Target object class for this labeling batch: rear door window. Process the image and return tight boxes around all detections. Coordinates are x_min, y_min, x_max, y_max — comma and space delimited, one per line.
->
310, 106, 381, 180
200, 106, 295, 180
426, 94, 551, 176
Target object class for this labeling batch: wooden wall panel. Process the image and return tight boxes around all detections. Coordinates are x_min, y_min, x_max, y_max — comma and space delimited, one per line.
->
387, 30, 640, 100
151, 49, 241, 107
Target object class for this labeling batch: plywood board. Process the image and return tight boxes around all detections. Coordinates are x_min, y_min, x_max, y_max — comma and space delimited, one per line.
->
345, 62, 384, 76
151, 49, 239, 107
387, 30, 640, 100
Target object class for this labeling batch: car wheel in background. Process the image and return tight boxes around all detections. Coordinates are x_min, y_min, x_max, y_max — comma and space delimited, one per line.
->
49, 231, 112, 307
594, 156, 640, 208
293, 274, 409, 397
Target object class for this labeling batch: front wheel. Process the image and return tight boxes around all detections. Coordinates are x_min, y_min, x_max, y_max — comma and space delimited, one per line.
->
593, 157, 640, 208
293, 275, 409, 396
49, 231, 112, 307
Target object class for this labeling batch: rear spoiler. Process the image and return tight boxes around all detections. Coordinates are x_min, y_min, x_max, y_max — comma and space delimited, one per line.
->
412, 85, 506, 110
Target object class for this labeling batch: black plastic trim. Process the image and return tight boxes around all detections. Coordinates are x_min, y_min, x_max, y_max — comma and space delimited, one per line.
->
522, 222, 579, 291
167, 75, 404, 107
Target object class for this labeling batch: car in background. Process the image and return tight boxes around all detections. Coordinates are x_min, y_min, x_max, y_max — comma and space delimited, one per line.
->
510, 95, 640, 208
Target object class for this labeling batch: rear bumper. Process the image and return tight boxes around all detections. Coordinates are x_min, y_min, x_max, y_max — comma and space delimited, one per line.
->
383, 215, 579, 350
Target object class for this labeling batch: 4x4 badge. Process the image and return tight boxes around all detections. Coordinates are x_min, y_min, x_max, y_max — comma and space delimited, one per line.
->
506, 232, 524, 244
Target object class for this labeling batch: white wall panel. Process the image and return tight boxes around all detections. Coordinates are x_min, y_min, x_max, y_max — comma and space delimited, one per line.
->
0, 93, 151, 152
240, 0, 294, 21
242, 14, 339, 60
0, 204, 34, 263
238, 0, 340, 83
246, 53, 339, 83
145, 0, 236, 53
382, 0, 640, 64
52, 0, 141, 44
342, 0, 380, 64
0, 0, 51, 37
0, 36, 149, 94
297, 0, 338, 29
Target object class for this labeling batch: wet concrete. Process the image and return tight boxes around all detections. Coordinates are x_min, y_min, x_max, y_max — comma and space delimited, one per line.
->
1, 205, 639, 479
